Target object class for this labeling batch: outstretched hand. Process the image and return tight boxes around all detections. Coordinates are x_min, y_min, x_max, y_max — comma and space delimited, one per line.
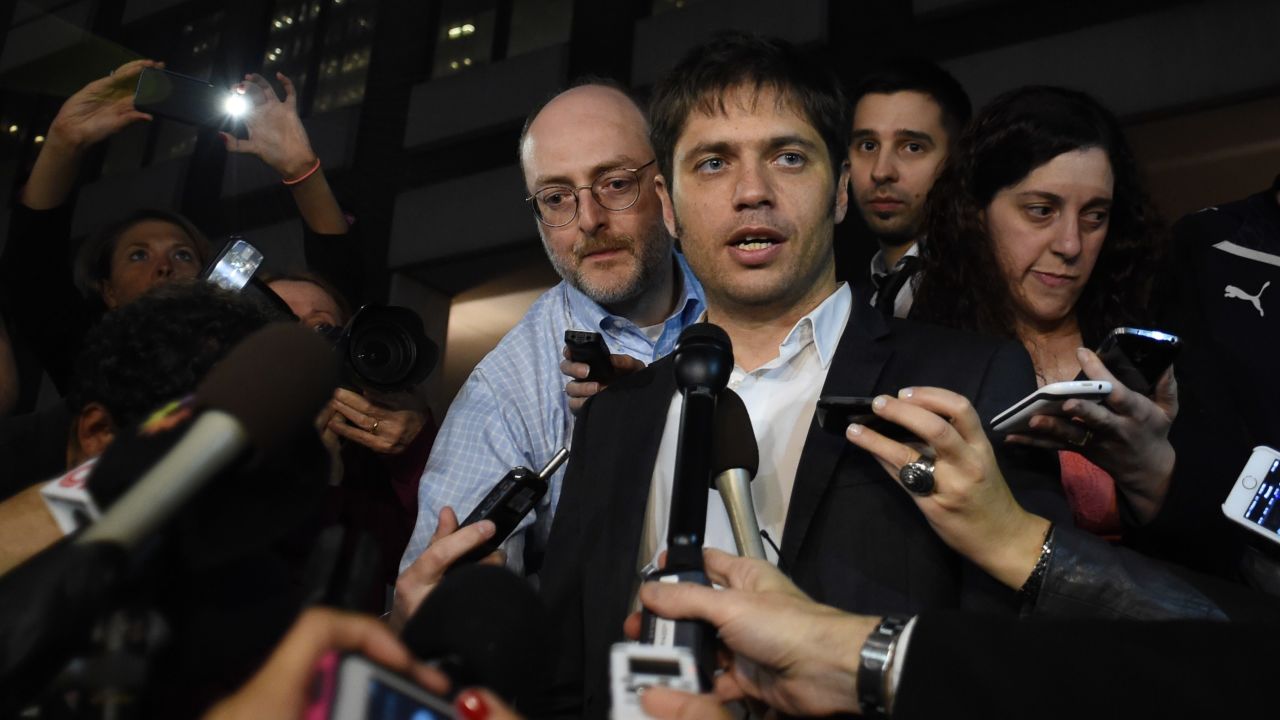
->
47, 59, 160, 150
221, 72, 318, 178
844, 387, 1050, 590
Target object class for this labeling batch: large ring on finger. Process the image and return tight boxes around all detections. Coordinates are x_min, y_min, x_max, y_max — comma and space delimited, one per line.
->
1070, 429, 1092, 448
899, 459, 936, 496
371, 419, 380, 435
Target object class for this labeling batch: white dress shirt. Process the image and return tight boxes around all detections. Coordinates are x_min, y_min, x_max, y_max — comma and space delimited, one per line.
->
639, 283, 853, 572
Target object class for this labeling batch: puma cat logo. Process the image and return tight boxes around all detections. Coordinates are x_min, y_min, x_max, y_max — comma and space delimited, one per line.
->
1224, 281, 1270, 317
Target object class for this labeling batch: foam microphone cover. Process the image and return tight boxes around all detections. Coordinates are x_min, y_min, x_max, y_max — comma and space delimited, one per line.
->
711, 388, 758, 478
195, 322, 340, 451
673, 322, 733, 392
401, 564, 550, 702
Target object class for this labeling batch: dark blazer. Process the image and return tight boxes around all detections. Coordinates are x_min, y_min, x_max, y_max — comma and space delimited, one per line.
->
535, 300, 1070, 718
896, 611, 1276, 718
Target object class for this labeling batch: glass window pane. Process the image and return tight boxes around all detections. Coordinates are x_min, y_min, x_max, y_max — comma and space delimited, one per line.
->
507, 0, 573, 58
313, 0, 378, 112
431, 0, 496, 78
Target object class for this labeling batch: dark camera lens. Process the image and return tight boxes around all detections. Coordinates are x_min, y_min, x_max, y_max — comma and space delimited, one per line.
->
351, 323, 416, 386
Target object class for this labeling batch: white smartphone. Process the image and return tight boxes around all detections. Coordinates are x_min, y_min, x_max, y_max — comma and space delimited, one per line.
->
1221, 446, 1280, 546
610, 642, 700, 720
304, 651, 455, 720
990, 380, 1113, 434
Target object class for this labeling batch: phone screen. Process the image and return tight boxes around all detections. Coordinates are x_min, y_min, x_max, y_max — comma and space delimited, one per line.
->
1243, 457, 1280, 534
364, 677, 448, 720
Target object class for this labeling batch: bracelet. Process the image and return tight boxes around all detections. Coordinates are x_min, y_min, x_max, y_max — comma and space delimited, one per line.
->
857, 615, 910, 719
282, 157, 322, 185
1017, 522, 1056, 604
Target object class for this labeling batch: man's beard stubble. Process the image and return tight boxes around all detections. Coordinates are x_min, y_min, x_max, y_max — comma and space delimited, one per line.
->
546, 221, 673, 308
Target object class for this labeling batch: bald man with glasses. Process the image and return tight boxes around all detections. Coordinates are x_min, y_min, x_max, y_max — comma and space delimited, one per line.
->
396, 82, 705, 603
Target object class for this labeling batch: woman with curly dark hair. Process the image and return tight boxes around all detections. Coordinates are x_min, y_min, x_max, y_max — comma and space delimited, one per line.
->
912, 86, 1176, 533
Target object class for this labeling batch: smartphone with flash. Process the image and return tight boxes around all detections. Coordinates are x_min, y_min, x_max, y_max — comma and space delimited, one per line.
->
303, 651, 455, 720
134, 66, 239, 129
1079, 327, 1180, 396
990, 380, 1112, 434
1221, 446, 1280, 547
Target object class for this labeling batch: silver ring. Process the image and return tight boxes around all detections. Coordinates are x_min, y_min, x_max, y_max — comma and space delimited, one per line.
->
370, 419, 380, 435
898, 459, 936, 496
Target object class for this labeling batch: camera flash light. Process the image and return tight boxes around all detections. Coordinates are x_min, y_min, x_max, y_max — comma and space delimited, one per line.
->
224, 92, 248, 118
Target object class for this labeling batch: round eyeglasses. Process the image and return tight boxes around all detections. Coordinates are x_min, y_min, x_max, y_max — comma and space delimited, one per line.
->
525, 159, 657, 228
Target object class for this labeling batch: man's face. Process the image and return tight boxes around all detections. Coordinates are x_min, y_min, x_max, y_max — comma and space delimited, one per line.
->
657, 85, 848, 315
520, 86, 671, 307
849, 91, 950, 246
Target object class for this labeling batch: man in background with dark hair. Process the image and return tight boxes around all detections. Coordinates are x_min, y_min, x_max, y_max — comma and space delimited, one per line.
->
848, 59, 970, 317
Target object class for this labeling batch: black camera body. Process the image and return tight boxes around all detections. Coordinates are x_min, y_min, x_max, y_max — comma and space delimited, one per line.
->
322, 304, 437, 393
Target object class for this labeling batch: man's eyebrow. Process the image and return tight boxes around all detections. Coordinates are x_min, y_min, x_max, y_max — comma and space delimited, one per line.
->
533, 155, 640, 188
895, 129, 936, 144
764, 135, 821, 153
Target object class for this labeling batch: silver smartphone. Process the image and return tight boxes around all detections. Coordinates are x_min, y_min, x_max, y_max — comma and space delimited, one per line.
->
1221, 446, 1280, 546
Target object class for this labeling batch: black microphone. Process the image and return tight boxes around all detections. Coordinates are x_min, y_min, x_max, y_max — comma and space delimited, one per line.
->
400, 563, 550, 703
640, 322, 732, 690
665, 322, 733, 570
710, 389, 764, 559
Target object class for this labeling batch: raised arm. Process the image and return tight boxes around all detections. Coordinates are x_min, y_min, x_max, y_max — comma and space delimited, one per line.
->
222, 72, 348, 234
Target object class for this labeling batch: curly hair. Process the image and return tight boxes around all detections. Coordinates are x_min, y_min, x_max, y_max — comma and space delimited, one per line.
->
68, 280, 287, 429
912, 86, 1163, 349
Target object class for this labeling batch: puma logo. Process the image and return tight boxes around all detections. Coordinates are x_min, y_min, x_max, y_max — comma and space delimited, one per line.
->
1224, 281, 1270, 317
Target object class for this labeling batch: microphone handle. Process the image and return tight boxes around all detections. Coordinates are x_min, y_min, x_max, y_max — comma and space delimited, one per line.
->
667, 389, 716, 571
715, 469, 767, 560
78, 411, 247, 550
639, 567, 717, 691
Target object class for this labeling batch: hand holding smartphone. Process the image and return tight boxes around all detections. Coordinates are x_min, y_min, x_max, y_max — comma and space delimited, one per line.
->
816, 395, 921, 442
1077, 327, 1180, 397
564, 330, 615, 382
305, 651, 456, 719
134, 66, 243, 131
990, 380, 1112, 434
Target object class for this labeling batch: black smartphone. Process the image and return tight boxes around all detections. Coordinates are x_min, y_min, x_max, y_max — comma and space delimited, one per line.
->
816, 395, 919, 443
564, 329, 615, 382
134, 67, 235, 128
1082, 327, 1181, 396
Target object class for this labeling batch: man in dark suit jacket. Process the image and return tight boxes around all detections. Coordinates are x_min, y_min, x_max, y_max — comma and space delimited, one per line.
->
532, 33, 1071, 718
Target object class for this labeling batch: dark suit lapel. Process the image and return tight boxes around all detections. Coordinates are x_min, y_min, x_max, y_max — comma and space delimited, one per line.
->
582, 357, 677, 657
780, 301, 893, 569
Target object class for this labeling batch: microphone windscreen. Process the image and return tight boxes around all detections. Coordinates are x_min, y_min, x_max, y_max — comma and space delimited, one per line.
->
712, 388, 758, 476
195, 323, 339, 450
673, 322, 733, 392
400, 564, 550, 702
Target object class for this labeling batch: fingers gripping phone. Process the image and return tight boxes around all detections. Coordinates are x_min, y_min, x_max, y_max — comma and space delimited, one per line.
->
816, 395, 920, 442
134, 66, 242, 129
1221, 446, 1280, 546
304, 651, 456, 719
564, 330, 615, 383
990, 380, 1113, 434
1077, 327, 1181, 396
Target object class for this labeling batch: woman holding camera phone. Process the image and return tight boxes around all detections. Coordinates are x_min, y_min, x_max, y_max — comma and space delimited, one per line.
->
910, 86, 1177, 530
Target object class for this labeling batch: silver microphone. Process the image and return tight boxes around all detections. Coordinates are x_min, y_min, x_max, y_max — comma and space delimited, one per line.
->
711, 389, 765, 560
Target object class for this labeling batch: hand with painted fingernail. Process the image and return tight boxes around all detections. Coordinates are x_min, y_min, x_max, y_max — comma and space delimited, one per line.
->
845, 387, 1050, 591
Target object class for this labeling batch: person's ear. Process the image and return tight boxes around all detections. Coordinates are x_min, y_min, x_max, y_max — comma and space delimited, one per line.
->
74, 402, 116, 461
98, 280, 120, 310
655, 173, 679, 239
834, 159, 851, 224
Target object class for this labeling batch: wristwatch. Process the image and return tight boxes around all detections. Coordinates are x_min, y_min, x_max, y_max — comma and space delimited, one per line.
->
858, 615, 911, 718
